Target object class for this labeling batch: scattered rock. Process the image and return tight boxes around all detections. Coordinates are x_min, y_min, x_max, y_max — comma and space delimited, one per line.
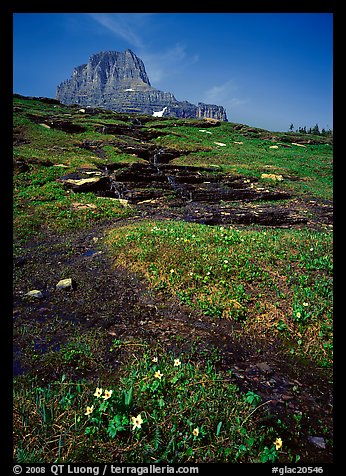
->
26, 289, 44, 299
56, 278, 74, 291
256, 362, 273, 373
279, 143, 292, 148
118, 199, 130, 207
137, 198, 161, 205
292, 142, 307, 148
261, 173, 284, 181
71, 202, 97, 210
98, 197, 130, 208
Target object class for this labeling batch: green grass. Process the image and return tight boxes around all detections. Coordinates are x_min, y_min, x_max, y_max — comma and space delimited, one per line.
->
13, 347, 287, 463
106, 220, 333, 367
13, 165, 133, 241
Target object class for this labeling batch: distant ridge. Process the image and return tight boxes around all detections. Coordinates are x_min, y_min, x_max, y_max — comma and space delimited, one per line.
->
56, 49, 227, 121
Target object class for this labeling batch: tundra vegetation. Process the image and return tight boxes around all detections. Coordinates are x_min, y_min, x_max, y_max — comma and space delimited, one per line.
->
13, 96, 333, 464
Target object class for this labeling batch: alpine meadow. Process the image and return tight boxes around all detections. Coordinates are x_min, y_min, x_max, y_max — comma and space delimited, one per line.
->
13, 93, 333, 464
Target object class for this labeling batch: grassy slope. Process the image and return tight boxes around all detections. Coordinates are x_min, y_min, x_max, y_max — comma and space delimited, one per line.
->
12, 96, 333, 464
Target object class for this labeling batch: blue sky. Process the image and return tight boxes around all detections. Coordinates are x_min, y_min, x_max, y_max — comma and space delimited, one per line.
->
13, 13, 333, 132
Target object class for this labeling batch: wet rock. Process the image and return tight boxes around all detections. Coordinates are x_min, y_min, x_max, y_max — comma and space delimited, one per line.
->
95, 123, 167, 141
57, 154, 309, 228
26, 113, 87, 133
62, 176, 106, 191
58, 170, 108, 192
308, 436, 326, 449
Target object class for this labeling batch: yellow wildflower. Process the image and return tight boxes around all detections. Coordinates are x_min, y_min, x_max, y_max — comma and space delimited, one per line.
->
85, 405, 94, 416
131, 413, 143, 430
94, 387, 103, 398
274, 438, 283, 450
102, 389, 113, 400
193, 428, 199, 437
152, 357, 158, 363
154, 370, 163, 380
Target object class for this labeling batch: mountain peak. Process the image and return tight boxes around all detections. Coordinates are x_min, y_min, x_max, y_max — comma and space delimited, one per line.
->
57, 50, 227, 121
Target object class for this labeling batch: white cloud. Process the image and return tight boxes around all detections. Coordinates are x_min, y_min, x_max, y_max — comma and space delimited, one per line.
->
203, 80, 250, 110
202, 80, 237, 104
227, 97, 251, 107
88, 13, 147, 49
142, 44, 199, 84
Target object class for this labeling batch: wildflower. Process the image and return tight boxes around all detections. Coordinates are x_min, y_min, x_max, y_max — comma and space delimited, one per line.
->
131, 413, 143, 430
154, 370, 163, 380
170, 269, 175, 274
224, 260, 229, 264
102, 389, 113, 400
296, 312, 301, 319
94, 387, 103, 398
193, 428, 199, 437
85, 405, 94, 416
274, 438, 283, 450
303, 302, 309, 307
152, 357, 158, 363
174, 358, 181, 367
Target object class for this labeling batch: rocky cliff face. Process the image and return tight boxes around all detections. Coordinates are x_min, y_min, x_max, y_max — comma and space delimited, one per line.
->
56, 50, 227, 121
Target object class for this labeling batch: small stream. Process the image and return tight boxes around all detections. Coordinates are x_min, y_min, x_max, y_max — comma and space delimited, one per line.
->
59, 145, 307, 227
